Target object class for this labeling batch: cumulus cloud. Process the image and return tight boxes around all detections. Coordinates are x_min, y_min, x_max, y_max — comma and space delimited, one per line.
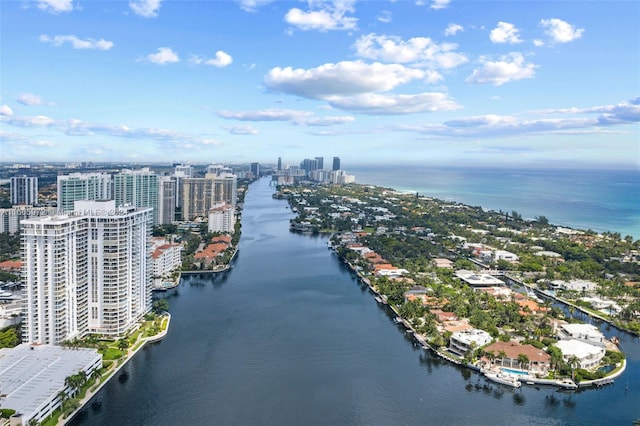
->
191, 51, 233, 68
144, 47, 179, 64
130, 0, 162, 18
326, 92, 460, 115
533, 39, 545, 47
17, 93, 44, 106
444, 23, 463, 36
37, 0, 73, 14
394, 98, 640, 139
285, 0, 357, 32
465, 53, 537, 86
224, 124, 259, 135
265, 61, 426, 99
353, 33, 467, 69
0, 105, 13, 116
540, 18, 585, 43
490, 22, 522, 44
39, 34, 114, 50
430, 0, 450, 10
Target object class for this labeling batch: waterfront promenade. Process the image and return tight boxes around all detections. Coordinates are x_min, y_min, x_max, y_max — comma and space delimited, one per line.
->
60, 313, 171, 426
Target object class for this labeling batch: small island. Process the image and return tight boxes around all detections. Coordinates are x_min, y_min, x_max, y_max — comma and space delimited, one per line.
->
278, 182, 638, 389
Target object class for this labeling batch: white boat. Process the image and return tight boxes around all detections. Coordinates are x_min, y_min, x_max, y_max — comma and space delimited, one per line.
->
557, 378, 578, 390
484, 372, 521, 388
374, 296, 383, 303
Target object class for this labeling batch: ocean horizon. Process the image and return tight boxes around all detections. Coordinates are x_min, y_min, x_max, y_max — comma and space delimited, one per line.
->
348, 165, 640, 239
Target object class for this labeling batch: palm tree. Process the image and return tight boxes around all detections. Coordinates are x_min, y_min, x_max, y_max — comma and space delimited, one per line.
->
517, 354, 530, 371
568, 355, 581, 381
118, 338, 129, 353
498, 350, 507, 367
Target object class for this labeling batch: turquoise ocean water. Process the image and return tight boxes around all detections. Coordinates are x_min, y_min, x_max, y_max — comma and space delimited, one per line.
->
348, 166, 640, 239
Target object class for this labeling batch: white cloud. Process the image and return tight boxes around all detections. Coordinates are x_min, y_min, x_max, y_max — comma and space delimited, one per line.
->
129, 0, 162, 18
224, 124, 259, 135
394, 98, 640, 139
300, 116, 355, 126
0, 105, 13, 116
17, 93, 43, 106
1, 115, 56, 127
31, 140, 56, 147
285, 0, 357, 32
39, 34, 114, 50
540, 18, 585, 43
37, 0, 73, 14
236, 0, 274, 12
377, 10, 392, 23
353, 34, 467, 69
533, 39, 545, 47
490, 22, 522, 44
218, 108, 313, 122
465, 53, 537, 86
326, 92, 460, 115
217, 108, 355, 125
192, 51, 233, 68
430, 0, 450, 10
144, 47, 179, 65
265, 61, 425, 99
444, 23, 463, 36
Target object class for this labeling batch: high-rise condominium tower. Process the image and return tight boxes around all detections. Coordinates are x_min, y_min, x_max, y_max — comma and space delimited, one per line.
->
114, 168, 159, 226
10, 175, 38, 206
21, 200, 152, 344
57, 173, 112, 212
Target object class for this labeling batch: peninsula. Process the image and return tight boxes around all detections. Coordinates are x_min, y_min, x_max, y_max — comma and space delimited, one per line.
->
278, 181, 638, 388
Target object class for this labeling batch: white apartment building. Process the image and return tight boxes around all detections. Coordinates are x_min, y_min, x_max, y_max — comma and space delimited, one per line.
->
151, 238, 183, 279
21, 200, 152, 344
208, 203, 236, 233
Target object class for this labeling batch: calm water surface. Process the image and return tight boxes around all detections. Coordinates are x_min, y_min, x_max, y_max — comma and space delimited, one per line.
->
70, 177, 640, 426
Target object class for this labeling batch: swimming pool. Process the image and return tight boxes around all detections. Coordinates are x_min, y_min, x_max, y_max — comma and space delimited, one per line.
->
501, 368, 529, 376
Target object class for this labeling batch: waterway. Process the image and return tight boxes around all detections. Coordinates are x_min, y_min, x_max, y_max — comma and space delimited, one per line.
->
70, 177, 640, 426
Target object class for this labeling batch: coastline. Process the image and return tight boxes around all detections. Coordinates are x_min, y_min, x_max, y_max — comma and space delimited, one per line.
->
59, 313, 172, 426
338, 252, 626, 390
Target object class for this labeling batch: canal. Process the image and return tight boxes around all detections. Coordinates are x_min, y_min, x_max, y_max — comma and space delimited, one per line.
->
70, 177, 640, 425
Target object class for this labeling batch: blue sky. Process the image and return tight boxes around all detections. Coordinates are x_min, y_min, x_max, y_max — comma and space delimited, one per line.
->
0, 0, 638, 168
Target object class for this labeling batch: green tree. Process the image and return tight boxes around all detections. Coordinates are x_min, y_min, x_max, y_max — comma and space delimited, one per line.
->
153, 299, 170, 314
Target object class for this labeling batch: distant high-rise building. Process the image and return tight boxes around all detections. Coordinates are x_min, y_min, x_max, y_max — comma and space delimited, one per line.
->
158, 176, 177, 225
174, 164, 193, 178
250, 162, 260, 177
114, 168, 159, 226
57, 173, 113, 212
300, 158, 319, 172
181, 178, 215, 220
21, 200, 152, 344
315, 157, 324, 170
277, 157, 282, 171
332, 157, 341, 171
10, 175, 38, 206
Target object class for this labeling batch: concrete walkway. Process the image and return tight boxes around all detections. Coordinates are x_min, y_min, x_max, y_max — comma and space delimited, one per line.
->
59, 313, 171, 425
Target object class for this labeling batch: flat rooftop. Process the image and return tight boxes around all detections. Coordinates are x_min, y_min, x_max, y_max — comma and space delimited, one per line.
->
0, 344, 101, 418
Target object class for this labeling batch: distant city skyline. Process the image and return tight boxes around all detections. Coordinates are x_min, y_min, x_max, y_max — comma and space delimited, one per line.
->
0, 1, 638, 169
